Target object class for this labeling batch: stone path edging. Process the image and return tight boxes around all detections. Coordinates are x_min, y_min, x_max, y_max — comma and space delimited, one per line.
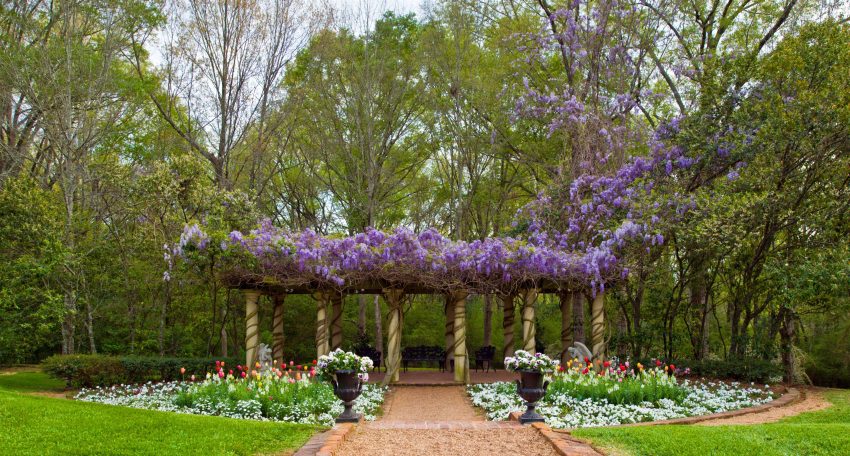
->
293, 422, 356, 456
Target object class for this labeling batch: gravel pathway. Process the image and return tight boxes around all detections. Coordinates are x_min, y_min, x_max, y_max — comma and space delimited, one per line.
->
334, 427, 559, 456
380, 386, 483, 421
334, 386, 560, 456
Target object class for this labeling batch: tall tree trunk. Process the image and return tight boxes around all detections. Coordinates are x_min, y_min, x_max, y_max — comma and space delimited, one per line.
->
159, 280, 170, 356
86, 299, 96, 354
358, 295, 367, 338
779, 306, 796, 384
482, 294, 493, 347
220, 302, 228, 358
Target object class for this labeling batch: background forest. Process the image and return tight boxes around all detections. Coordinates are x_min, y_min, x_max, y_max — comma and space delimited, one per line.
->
1, 0, 848, 386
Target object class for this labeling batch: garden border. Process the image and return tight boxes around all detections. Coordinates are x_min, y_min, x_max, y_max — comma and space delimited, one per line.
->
294, 422, 358, 456
612, 386, 799, 427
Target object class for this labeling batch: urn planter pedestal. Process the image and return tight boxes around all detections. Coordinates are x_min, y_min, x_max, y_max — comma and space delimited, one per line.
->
331, 370, 362, 423
515, 370, 549, 424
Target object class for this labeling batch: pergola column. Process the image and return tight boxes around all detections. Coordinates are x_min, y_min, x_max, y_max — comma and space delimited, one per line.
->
330, 291, 344, 351
501, 294, 516, 361
383, 288, 405, 386
521, 288, 538, 352
444, 295, 455, 371
272, 294, 286, 362
591, 290, 606, 361
313, 291, 330, 358
451, 291, 470, 383
559, 290, 573, 364
244, 290, 261, 368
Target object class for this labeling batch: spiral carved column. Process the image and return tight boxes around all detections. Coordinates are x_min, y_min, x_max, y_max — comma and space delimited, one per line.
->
521, 288, 538, 352
501, 294, 516, 360
383, 288, 404, 386
559, 291, 573, 364
444, 295, 455, 371
451, 291, 469, 383
330, 291, 344, 351
591, 291, 606, 361
272, 294, 286, 362
244, 290, 261, 368
313, 291, 330, 359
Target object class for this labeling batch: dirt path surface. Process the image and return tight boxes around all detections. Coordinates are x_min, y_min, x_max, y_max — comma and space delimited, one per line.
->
379, 386, 483, 422
698, 388, 832, 425
334, 386, 560, 456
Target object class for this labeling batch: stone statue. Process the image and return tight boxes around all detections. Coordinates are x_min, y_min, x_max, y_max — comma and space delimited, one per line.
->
567, 341, 593, 362
257, 343, 272, 372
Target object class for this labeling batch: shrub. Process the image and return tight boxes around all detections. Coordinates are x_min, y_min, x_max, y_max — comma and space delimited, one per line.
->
42, 355, 239, 388
668, 358, 782, 383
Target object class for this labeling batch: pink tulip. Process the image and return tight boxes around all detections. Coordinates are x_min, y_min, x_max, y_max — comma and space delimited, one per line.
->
180, 367, 186, 375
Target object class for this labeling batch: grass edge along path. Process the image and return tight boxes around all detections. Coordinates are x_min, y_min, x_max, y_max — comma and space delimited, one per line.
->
0, 371, 320, 456
573, 389, 850, 456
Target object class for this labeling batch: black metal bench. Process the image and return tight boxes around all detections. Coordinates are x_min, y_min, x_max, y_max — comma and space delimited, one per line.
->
402, 345, 447, 372
473, 345, 496, 372
354, 345, 384, 372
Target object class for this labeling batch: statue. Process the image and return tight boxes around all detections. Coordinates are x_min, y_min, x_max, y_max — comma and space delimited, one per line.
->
567, 341, 593, 362
257, 343, 272, 372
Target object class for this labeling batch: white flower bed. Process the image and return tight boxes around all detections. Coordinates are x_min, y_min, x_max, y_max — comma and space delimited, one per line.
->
76, 380, 386, 426
468, 380, 774, 428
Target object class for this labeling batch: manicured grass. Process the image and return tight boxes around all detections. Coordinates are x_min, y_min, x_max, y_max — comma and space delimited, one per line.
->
0, 370, 65, 392
574, 389, 850, 456
0, 372, 320, 455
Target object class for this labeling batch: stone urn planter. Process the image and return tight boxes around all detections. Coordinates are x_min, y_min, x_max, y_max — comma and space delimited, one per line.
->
330, 369, 363, 423
515, 369, 549, 424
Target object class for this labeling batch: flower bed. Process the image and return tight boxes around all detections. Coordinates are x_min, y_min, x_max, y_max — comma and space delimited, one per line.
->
468, 359, 774, 428
76, 362, 386, 426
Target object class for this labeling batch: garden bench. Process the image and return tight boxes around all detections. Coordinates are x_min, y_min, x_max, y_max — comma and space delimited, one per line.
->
354, 345, 384, 372
401, 345, 447, 372
473, 345, 496, 372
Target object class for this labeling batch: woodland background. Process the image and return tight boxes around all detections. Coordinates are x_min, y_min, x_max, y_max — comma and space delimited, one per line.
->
1, 0, 849, 385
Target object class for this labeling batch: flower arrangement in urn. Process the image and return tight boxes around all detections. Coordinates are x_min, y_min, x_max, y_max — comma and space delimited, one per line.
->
504, 350, 559, 424
315, 349, 374, 422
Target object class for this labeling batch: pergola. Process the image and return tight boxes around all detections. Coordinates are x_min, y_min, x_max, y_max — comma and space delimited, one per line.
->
174, 223, 617, 385
232, 280, 606, 385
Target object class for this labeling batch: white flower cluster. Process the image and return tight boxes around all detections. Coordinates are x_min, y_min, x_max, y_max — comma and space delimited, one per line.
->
316, 349, 374, 381
504, 350, 560, 373
467, 380, 774, 429
76, 380, 387, 426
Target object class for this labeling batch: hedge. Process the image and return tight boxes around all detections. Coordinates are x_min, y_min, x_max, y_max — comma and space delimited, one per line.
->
42, 355, 240, 388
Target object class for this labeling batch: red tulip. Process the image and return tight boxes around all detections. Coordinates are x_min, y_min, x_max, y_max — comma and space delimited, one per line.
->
655, 360, 662, 367
603, 361, 611, 368
241, 371, 246, 378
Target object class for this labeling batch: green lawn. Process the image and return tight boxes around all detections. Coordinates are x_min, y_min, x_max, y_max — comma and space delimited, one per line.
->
0, 371, 320, 456
574, 389, 850, 456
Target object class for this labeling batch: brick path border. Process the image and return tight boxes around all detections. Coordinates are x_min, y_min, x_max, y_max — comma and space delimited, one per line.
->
293, 422, 357, 456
